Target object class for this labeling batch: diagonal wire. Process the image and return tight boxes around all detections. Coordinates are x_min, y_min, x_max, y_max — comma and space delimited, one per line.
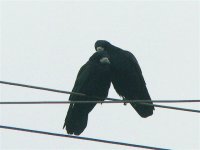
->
0, 80, 200, 113
0, 100, 199, 113
0, 81, 196, 149
0, 125, 169, 150
0, 80, 120, 101
0, 80, 200, 103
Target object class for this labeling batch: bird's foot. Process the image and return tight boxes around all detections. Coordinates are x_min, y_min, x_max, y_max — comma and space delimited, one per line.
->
122, 97, 127, 105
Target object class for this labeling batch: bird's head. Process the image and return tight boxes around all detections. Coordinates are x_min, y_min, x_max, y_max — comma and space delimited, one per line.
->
90, 50, 110, 64
94, 40, 111, 52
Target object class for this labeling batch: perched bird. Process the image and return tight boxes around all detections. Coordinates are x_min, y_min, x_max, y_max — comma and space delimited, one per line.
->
95, 40, 154, 118
63, 50, 111, 135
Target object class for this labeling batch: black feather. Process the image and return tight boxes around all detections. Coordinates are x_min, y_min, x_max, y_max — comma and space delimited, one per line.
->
95, 40, 154, 118
63, 50, 111, 135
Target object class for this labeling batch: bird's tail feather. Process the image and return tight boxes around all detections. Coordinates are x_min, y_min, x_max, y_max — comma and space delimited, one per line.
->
130, 87, 154, 118
63, 103, 95, 135
130, 101, 154, 118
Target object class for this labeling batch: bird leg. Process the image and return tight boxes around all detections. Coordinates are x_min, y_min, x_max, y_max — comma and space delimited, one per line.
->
122, 97, 127, 106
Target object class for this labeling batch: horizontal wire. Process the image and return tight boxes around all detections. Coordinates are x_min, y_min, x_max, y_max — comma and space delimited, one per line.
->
0, 81, 200, 113
0, 81, 199, 103
0, 100, 199, 113
1, 100, 200, 104
0, 81, 196, 149
0, 125, 169, 150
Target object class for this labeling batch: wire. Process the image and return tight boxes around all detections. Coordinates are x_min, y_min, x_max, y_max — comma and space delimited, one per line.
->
0, 81, 196, 149
1, 100, 200, 104
143, 103, 200, 113
0, 80, 199, 103
0, 81, 197, 149
0, 80, 87, 97
0, 80, 200, 113
0, 125, 169, 150
0, 100, 199, 113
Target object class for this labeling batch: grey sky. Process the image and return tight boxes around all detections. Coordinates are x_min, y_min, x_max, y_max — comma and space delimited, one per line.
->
0, 1, 199, 150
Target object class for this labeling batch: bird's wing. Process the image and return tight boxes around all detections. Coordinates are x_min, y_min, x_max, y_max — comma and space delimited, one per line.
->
64, 53, 111, 135
64, 62, 94, 135
123, 50, 146, 84
111, 50, 154, 117
69, 62, 91, 101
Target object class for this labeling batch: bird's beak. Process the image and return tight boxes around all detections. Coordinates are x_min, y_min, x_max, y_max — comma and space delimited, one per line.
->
96, 47, 105, 51
100, 57, 110, 64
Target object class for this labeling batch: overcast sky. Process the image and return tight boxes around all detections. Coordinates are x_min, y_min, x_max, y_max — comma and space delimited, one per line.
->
0, 0, 199, 150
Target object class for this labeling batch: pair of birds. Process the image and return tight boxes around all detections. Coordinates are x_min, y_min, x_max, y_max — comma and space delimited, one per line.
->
63, 40, 154, 135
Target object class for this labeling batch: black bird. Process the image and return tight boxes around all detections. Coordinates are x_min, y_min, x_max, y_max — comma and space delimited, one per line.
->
63, 50, 111, 135
95, 40, 154, 118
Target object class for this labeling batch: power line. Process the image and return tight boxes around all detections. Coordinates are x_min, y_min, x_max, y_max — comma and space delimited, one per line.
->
0, 125, 169, 150
0, 80, 120, 101
1, 100, 200, 104
0, 80, 199, 103
143, 103, 200, 113
0, 81, 197, 149
0, 80, 88, 97
0, 81, 200, 113
0, 100, 199, 113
